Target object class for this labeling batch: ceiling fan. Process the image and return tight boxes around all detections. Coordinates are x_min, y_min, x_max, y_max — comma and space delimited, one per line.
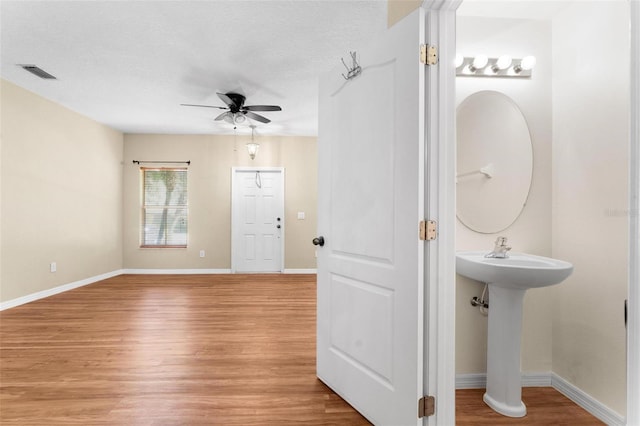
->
181, 92, 281, 124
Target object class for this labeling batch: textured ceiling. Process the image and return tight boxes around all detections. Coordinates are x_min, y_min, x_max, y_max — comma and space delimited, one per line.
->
1, 1, 387, 136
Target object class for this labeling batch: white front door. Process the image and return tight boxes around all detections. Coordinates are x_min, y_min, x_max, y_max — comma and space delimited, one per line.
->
316, 9, 427, 425
232, 168, 284, 273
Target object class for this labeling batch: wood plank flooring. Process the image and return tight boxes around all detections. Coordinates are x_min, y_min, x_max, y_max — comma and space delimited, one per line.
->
456, 388, 605, 425
0, 274, 604, 425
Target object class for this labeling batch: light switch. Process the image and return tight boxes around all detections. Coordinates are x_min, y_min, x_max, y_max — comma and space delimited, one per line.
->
297, 212, 305, 220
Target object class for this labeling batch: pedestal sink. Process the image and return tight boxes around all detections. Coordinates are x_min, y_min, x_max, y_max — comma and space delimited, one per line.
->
456, 251, 574, 417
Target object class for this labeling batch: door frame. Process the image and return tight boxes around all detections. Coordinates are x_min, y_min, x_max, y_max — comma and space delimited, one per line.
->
230, 167, 285, 273
628, 0, 639, 423
422, 1, 462, 425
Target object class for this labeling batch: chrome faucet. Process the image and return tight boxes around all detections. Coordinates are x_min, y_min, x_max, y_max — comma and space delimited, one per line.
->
485, 236, 511, 258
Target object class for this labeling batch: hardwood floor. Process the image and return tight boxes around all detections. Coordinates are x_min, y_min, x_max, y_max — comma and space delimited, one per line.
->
1, 274, 369, 425
0, 274, 604, 425
456, 388, 605, 425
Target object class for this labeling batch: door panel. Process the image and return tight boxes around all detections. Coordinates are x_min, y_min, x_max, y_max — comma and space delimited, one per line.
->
330, 59, 396, 263
317, 8, 425, 425
330, 276, 394, 382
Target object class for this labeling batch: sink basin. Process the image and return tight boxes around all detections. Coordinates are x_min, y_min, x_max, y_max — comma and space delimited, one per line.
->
456, 250, 574, 417
456, 251, 573, 289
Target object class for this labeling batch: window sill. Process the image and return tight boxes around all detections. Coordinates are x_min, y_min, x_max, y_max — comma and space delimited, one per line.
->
139, 245, 188, 249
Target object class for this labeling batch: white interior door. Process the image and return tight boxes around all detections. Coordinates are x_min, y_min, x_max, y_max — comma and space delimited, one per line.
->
232, 168, 284, 273
316, 9, 426, 425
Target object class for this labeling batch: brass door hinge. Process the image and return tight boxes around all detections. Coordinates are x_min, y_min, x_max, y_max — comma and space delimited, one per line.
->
418, 395, 435, 418
420, 44, 438, 65
419, 220, 437, 241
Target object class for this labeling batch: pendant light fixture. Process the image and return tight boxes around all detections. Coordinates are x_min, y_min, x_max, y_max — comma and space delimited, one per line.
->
246, 125, 259, 160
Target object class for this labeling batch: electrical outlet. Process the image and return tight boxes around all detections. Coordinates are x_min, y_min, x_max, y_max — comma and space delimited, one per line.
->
50, 262, 57, 273
297, 212, 305, 220
199, 250, 205, 258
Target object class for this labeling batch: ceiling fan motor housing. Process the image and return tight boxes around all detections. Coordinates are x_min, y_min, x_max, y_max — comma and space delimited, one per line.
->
226, 93, 246, 113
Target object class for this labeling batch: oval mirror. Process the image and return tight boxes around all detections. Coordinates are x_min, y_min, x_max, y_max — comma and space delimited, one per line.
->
456, 91, 533, 233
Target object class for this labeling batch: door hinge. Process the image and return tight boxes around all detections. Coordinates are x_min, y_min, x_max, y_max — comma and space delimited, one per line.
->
418, 395, 435, 418
419, 220, 437, 241
420, 44, 438, 65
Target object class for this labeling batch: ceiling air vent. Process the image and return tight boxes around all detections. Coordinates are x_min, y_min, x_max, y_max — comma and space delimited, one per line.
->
19, 64, 57, 80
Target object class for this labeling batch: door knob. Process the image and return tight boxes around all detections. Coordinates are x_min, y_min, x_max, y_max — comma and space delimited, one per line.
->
312, 236, 325, 247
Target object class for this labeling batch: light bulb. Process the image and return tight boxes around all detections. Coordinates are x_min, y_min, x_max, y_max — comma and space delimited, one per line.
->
495, 55, 512, 70
514, 56, 536, 73
520, 55, 536, 70
472, 55, 488, 69
455, 54, 464, 68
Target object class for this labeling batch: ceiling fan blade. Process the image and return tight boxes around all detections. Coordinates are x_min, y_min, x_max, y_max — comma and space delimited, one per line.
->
244, 111, 271, 123
181, 103, 226, 109
243, 105, 282, 112
217, 92, 235, 107
214, 111, 231, 121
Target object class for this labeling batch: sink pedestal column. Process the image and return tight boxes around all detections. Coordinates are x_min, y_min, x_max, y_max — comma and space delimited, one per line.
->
484, 284, 527, 417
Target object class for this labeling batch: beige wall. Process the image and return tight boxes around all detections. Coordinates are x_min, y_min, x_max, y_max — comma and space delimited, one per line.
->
123, 134, 317, 270
551, 2, 630, 416
0, 79, 124, 303
387, 0, 421, 27
455, 17, 553, 374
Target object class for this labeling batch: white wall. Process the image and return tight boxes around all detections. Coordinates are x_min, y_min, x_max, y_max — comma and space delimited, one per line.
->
551, 2, 630, 417
456, 16, 553, 374
0, 80, 124, 303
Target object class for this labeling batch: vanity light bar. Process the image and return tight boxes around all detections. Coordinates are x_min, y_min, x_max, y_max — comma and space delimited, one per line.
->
456, 55, 536, 78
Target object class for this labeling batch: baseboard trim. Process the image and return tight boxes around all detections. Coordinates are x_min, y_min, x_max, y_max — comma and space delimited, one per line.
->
0, 269, 125, 311
455, 372, 551, 389
456, 372, 624, 425
455, 373, 487, 389
283, 269, 317, 274
123, 268, 233, 274
551, 373, 625, 426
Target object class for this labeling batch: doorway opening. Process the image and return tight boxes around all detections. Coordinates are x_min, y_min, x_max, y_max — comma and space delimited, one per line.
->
455, 1, 638, 423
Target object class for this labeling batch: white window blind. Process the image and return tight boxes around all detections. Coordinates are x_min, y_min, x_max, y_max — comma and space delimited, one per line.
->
141, 168, 188, 247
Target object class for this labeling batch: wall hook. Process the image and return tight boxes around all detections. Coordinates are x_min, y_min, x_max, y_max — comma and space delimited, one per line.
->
341, 51, 362, 81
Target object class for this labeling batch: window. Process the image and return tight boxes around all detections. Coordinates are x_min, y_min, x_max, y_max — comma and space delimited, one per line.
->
141, 168, 188, 247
